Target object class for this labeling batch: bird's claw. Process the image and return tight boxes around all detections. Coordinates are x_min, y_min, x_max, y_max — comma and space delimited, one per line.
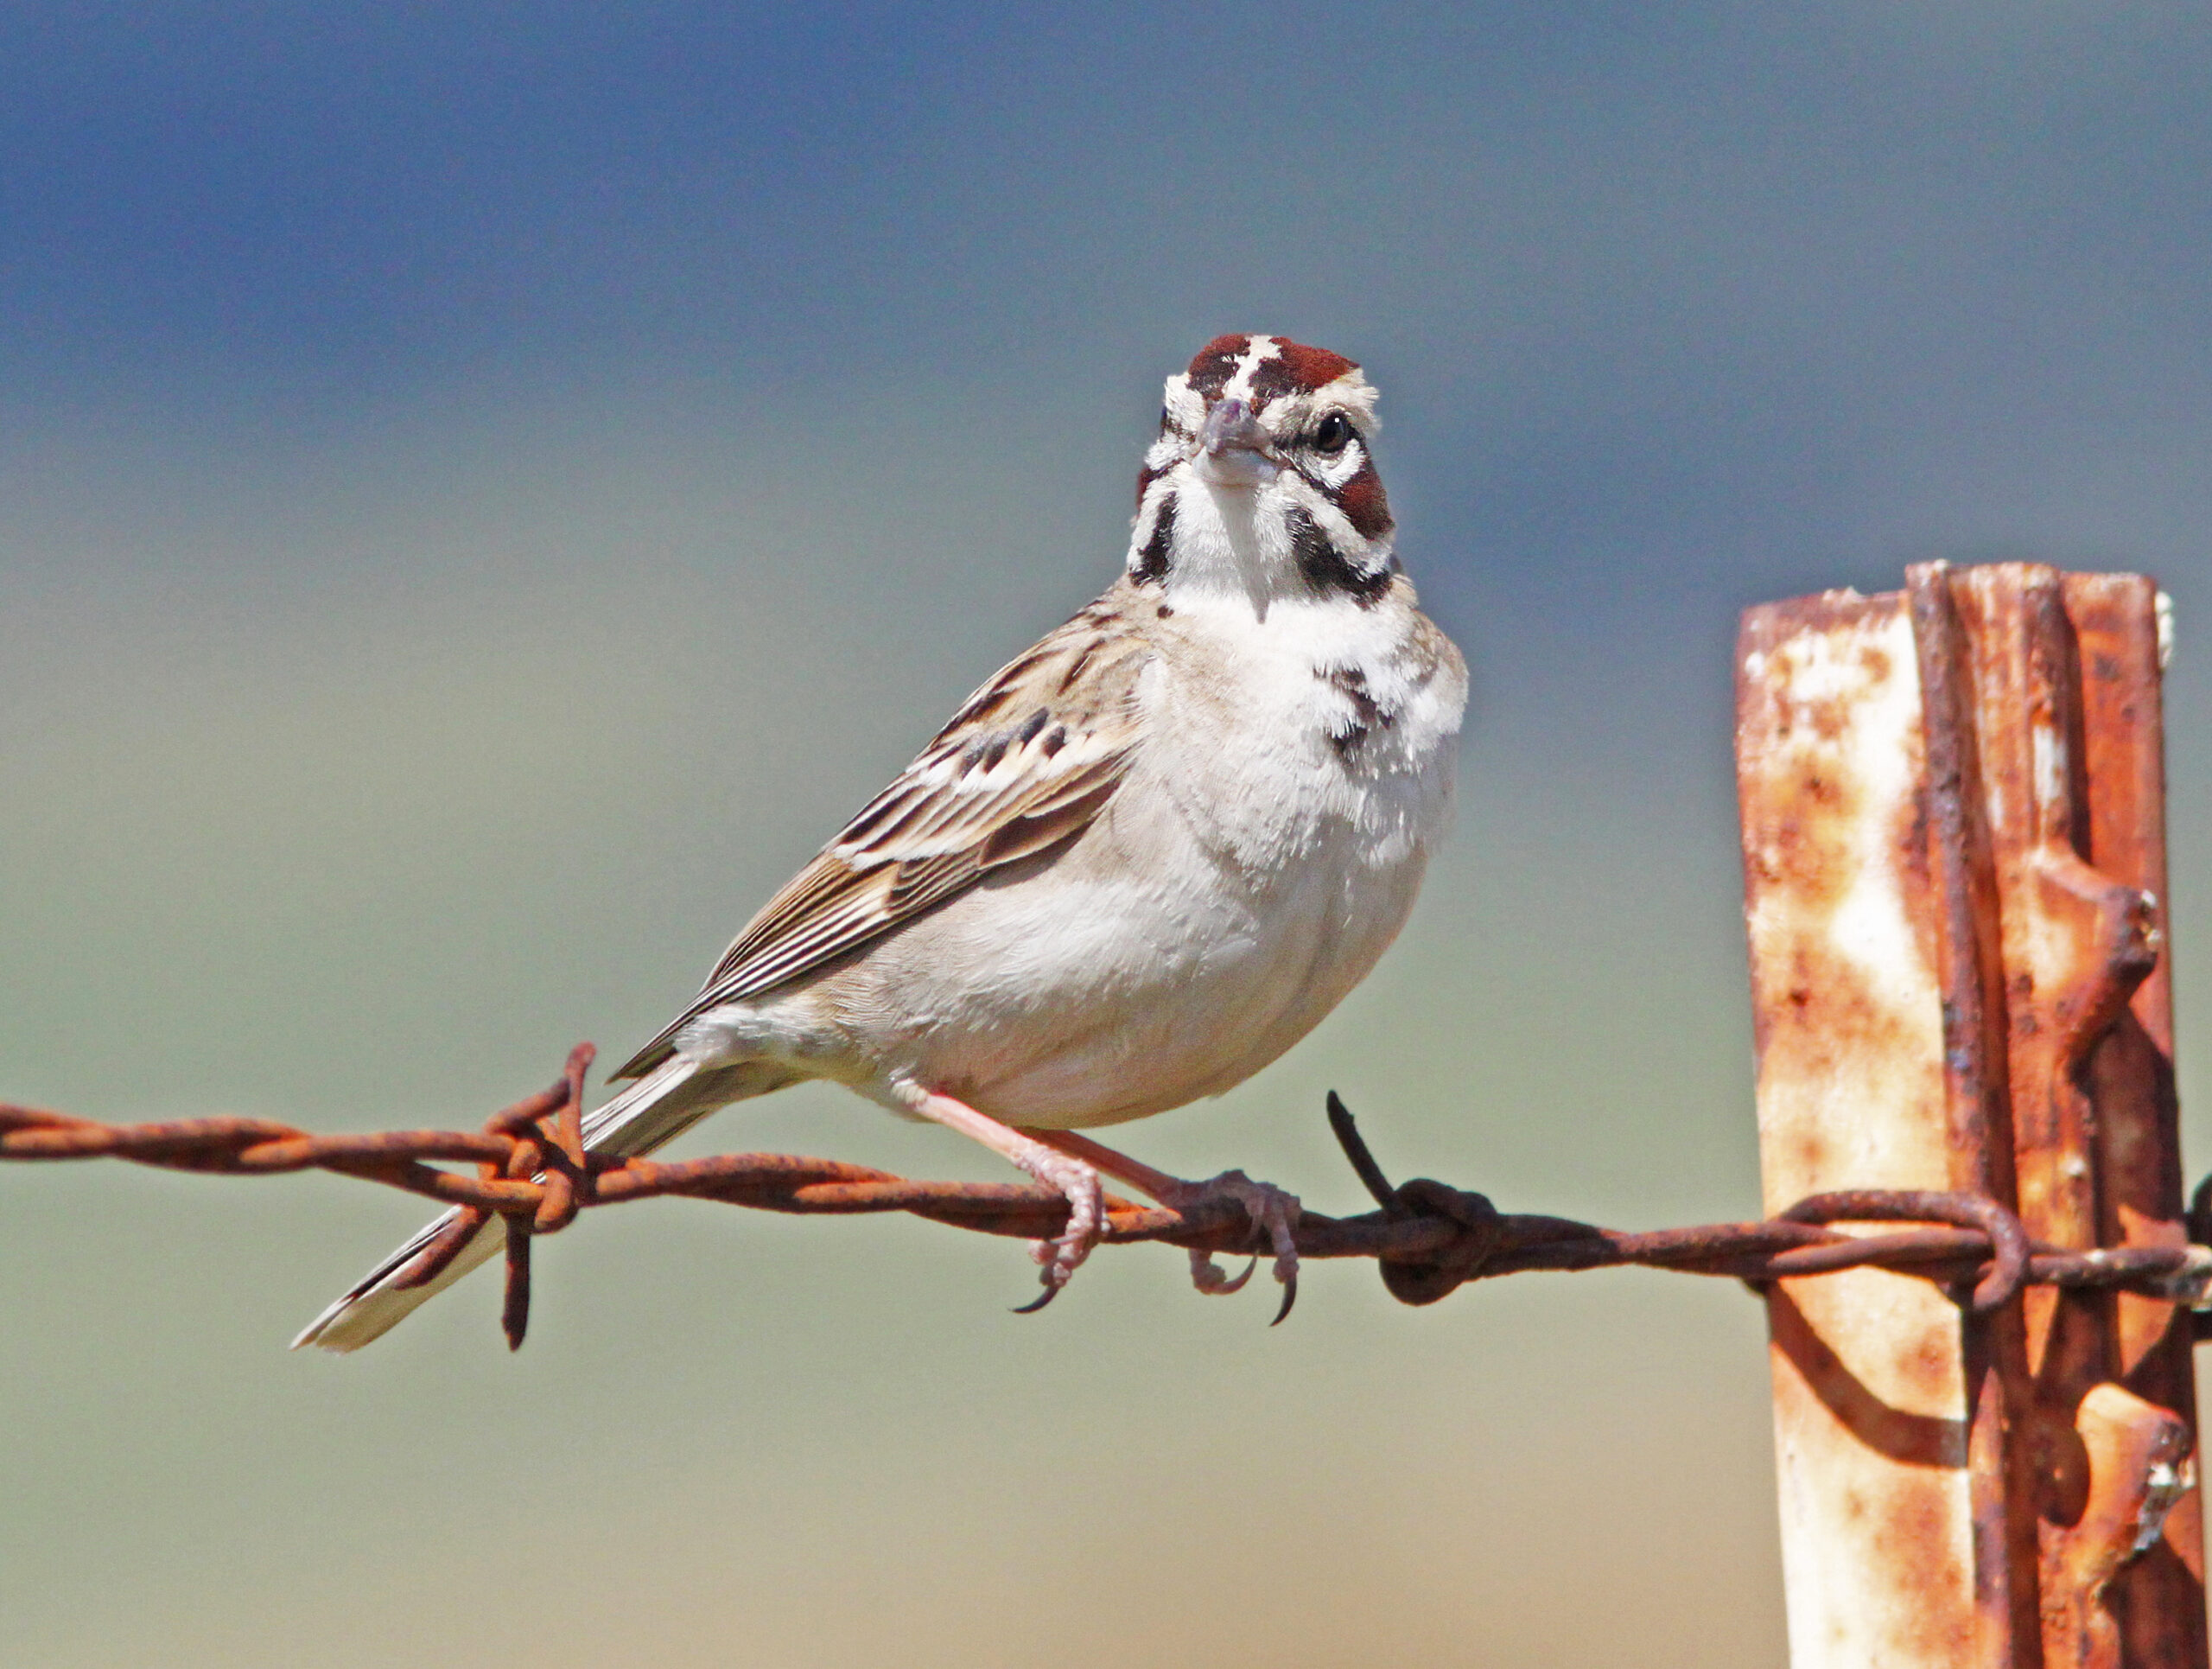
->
1188, 1250, 1259, 1296
1011, 1148, 1104, 1313
1168, 1169, 1301, 1322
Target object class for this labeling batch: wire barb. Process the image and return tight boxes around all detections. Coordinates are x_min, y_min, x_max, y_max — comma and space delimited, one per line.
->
1325, 1090, 1398, 1209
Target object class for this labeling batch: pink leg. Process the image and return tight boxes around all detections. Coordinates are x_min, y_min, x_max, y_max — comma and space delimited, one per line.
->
891, 1084, 1107, 1309
1027, 1128, 1303, 1322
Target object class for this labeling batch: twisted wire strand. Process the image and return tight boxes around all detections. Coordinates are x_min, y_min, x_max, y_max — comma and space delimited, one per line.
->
6, 1045, 2208, 1347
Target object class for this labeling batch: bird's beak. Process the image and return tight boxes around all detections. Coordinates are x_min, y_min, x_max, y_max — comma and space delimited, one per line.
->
1193, 398, 1276, 488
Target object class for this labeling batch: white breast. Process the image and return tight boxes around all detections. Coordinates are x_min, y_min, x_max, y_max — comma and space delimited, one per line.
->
822, 585, 1468, 1129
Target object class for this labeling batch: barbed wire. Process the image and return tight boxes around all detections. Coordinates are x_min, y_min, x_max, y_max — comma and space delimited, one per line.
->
5, 1042, 2210, 1348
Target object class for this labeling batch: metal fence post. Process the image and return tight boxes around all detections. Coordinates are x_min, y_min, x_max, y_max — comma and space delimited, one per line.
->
1736, 563, 2206, 1669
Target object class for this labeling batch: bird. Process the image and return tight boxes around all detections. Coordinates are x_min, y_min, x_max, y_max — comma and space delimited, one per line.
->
295, 333, 1468, 1351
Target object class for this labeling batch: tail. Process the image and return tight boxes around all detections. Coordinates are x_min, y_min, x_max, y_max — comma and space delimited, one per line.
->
292, 1054, 783, 1353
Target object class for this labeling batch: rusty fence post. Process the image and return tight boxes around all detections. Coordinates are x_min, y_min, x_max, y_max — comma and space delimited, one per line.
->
1737, 563, 2206, 1669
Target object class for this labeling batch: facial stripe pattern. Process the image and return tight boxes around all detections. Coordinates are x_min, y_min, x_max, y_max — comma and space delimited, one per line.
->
1131, 491, 1174, 583
1133, 453, 1173, 510
1126, 333, 1398, 600
1332, 459, 1392, 540
1287, 504, 1393, 602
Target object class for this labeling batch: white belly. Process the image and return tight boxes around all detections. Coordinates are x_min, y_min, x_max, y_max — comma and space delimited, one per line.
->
833, 812, 1430, 1126
801, 589, 1466, 1127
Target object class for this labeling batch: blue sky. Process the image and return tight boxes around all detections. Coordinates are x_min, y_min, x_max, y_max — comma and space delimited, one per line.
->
8, 4, 2207, 698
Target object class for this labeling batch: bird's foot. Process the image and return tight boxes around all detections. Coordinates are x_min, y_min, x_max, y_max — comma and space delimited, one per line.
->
1164, 1169, 1302, 1322
888, 1086, 1112, 1315
1009, 1147, 1105, 1313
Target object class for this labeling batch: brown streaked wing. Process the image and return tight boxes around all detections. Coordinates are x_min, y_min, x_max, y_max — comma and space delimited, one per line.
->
609, 596, 1150, 1081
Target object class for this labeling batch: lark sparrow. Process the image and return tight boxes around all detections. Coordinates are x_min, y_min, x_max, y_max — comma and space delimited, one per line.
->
296, 334, 1467, 1350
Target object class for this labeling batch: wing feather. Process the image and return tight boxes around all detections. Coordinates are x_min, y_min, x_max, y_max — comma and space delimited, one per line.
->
610, 594, 1151, 1081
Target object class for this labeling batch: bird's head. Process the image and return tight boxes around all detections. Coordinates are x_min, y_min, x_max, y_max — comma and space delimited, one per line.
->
1126, 334, 1396, 616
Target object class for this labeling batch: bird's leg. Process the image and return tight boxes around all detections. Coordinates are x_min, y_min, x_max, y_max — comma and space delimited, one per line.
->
1024, 1129, 1302, 1320
892, 1085, 1106, 1308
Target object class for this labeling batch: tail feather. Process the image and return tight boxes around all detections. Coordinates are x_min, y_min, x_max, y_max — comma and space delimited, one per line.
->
294, 1054, 781, 1353
288, 1205, 506, 1353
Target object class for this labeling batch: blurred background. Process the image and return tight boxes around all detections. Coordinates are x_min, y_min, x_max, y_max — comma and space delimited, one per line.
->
2, 5, 2208, 1664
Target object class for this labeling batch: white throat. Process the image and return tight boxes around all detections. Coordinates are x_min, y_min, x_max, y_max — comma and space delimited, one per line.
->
1192, 476, 1277, 621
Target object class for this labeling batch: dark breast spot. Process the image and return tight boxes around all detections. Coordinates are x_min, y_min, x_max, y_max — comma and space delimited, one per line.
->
1320, 664, 1393, 759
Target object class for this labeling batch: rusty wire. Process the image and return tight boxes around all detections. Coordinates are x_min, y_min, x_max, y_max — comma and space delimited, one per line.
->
4, 1042, 2210, 1349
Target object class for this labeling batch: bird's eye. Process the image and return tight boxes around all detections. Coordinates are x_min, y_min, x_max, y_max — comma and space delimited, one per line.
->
1158, 406, 1173, 434
1313, 413, 1354, 453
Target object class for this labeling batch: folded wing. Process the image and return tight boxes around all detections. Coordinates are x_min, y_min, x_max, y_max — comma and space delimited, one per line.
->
611, 596, 1151, 1082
